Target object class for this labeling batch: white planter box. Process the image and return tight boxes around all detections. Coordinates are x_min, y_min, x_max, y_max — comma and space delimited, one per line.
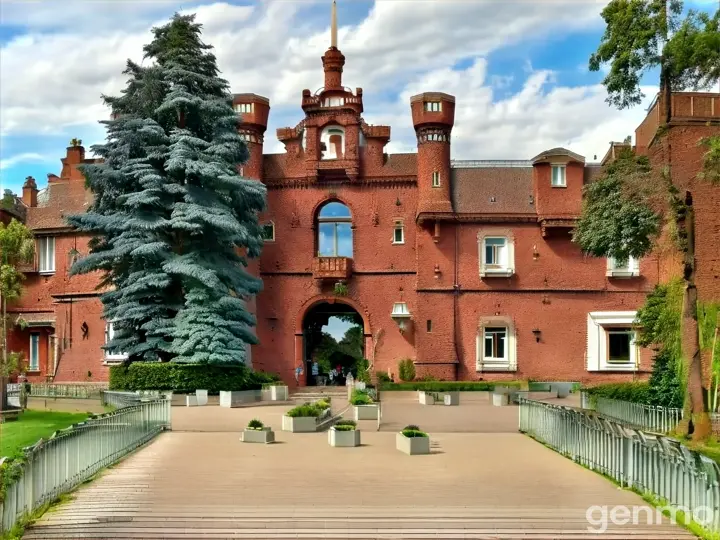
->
396, 432, 430, 455
443, 392, 460, 406
196, 389, 208, 406
260, 386, 288, 401
328, 427, 361, 447
282, 415, 317, 433
418, 391, 435, 405
492, 392, 510, 407
354, 404, 379, 421
186, 395, 198, 407
219, 390, 261, 408
242, 428, 275, 444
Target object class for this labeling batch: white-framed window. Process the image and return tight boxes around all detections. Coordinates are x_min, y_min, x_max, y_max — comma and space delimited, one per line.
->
424, 101, 442, 112
393, 220, 404, 244
323, 97, 345, 107
586, 311, 639, 371
477, 317, 517, 371
432, 171, 441, 187
606, 256, 640, 278
317, 201, 352, 257
261, 222, 275, 242
320, 125, 345, 160
38, 237, 55, 274
234, 103, 254, 114
104, 322, 128, 363
479, 232, 515, 277
551, 164, 566, 187
29, 333, 40, 371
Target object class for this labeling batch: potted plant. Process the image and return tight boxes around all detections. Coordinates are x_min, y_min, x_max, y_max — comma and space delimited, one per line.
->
282, 399, 332, 432
418, 391, 436, 405
241, 418, 275, 444
396, 424, 430, 455
351, 389, 379, 420
261, 382, 289, 401
328, 419, 361, 447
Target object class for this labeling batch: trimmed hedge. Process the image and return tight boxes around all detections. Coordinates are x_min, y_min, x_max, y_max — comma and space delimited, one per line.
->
109, 363, 280, 394
583, 382, 650, 404
379, 381, 522, 392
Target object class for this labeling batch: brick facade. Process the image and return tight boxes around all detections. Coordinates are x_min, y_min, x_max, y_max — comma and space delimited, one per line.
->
5, 39, 719, 387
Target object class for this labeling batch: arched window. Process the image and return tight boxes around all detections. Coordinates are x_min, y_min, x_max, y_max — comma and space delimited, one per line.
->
317, 202, 352, 258
320, 125, 345, 160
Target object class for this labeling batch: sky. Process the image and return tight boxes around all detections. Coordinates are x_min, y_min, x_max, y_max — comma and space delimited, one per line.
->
1, 0, 718, 195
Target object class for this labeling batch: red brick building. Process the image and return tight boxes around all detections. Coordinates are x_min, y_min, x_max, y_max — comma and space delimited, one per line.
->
6, 32, 719, 386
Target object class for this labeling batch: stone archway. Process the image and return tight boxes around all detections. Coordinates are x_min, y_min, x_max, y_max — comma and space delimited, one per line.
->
294, 295, 372, 387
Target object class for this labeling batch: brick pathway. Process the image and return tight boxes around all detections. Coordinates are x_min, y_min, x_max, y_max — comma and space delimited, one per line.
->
24, 402, 694, 539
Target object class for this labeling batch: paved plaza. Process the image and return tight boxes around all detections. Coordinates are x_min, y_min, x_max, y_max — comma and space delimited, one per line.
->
23, 393, 694, 539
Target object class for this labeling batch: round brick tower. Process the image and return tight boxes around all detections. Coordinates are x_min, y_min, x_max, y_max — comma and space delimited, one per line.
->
233, 93, 270, 180
411, 92, 455, 216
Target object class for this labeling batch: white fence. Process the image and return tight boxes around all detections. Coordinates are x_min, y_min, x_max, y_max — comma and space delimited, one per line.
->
25, 383, 108, 399
581, 392, 683, 433
0, 397, 170, 533
520, 398, 720, 532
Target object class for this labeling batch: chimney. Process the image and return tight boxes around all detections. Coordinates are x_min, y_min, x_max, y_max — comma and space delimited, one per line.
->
22, 176, 38, 208
66, 139, 85, 164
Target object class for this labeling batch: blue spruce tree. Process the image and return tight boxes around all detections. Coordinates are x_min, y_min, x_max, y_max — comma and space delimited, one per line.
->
69, 61, 180, 361
145, 14, 266, 364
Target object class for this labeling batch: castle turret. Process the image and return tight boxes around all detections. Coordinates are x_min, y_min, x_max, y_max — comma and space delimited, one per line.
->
411, 92, 455, 216
233, 93, 270, 180
321, 0, 345, 90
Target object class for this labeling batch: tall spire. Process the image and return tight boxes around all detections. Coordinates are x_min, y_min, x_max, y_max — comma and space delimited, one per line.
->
331, 0, 338, 48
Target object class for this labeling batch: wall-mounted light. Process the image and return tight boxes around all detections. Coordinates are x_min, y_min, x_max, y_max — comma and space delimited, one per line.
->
434, 264, 441, 279
532, 328, 541, 343
391, 302, 412, 333
532, 245, 539, 261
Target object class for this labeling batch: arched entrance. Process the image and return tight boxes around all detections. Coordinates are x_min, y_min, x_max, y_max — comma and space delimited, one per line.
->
294, 297, 371, 387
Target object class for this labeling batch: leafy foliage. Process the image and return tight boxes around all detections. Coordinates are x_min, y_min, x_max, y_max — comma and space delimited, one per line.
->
247, 418, 264, 430
573, 151, 660, 261
285, 400, 330, 418
69, 13, 266, 365
380, 381, 521, 391
583, 382, 651, 404
401, 428, 428, 438
350, 389, 373, 406
108, 362, 277, 393
647, 349, 684, 408
397, 358, 416, 382
698, 135, 720, 185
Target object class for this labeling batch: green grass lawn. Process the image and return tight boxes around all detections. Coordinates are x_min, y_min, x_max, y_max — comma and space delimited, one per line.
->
0, 410, 89, 459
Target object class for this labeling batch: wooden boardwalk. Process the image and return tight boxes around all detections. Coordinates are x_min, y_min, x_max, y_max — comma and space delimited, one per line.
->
24, 425, 694, 539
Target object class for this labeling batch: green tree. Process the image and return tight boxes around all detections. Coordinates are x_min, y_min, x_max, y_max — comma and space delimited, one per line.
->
0, 218, 35, 376
582, 0, 720, 440
69, 13, 266, 365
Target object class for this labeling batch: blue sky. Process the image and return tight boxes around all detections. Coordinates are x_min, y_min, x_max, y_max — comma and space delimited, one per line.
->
1, 0, 717, 195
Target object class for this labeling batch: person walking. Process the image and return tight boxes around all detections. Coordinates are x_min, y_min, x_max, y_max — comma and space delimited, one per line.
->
294, 364, 304, 385
311, 360, 319, 386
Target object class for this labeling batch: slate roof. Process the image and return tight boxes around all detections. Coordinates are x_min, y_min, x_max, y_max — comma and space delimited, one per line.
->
451, 166, 535, 215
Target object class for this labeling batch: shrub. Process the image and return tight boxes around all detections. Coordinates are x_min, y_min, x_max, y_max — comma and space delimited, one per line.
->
336, 419, 357, 428
109, 363, 277, 393
350, 389, 373, 406
376, 371, 392, 383
647, 349, 683, 409
583, 382, 650, 404
286, 403, 322, 418
401, 428, 428, 438
403, 424, 420, 431
398, 358, 416, 382
334, 424, 356, 431
247, 419, 264, 430
315, 398, 331, 410
380, 381, 521, 392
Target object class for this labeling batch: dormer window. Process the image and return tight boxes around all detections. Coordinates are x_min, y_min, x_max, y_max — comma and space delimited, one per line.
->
551, 164, 566, 187
320, 125, 345, 160
432, 171, 441, 187
234, 103, 254, 114
424, 102, 442, 112
323, 97, 345, 107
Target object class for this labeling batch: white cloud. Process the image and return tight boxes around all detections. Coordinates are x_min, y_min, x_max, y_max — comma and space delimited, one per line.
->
0, 152, 51, 170
0, 0, 658, 167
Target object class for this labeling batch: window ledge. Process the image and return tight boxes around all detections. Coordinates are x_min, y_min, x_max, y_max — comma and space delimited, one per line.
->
481, 267, 514, 278
589, 365, 638, 372
392, 241, 405, 245
606, 270, 640, 278
477, 364, 516, 372
551, 185, 567, 189
39, 271, 56, 276
25, 370, 41, 374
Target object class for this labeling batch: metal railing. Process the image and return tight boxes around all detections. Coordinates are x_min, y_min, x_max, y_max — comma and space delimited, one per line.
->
581, 392, 683, 433
26, 383, 108, 399
520, 398, 720, 532
0, 396, 170, 533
